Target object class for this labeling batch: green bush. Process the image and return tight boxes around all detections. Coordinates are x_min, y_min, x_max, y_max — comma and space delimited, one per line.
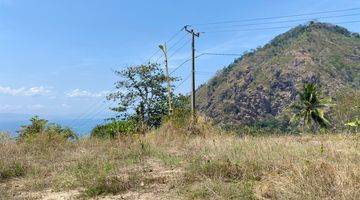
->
18, 116, 78, 141
91, 120, 136, 139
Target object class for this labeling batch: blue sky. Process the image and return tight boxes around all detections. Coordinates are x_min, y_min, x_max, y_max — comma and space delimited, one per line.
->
0, 0, 360, 120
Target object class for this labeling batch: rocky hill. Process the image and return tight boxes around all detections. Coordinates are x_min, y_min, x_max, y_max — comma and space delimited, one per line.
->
196, 22, 360, 126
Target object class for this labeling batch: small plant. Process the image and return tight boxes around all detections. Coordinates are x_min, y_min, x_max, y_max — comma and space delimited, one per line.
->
345, 119, 360, 127
291, 83, 333, 132
0, 161, 26, 180
344, 106, 360, 132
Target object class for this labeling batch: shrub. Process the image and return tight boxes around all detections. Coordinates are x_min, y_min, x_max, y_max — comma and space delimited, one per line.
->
18, 116, 78, 141
163, 108, 191, 130
162, 94, 193, 132
45, 124, 78, 140
91, 120, 136, 139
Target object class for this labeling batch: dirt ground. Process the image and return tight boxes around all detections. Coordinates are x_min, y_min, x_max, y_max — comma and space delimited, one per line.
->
0, 158, 181, 200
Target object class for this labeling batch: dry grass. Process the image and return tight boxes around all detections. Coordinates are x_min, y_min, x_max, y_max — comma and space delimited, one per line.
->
0, 126, 359, 199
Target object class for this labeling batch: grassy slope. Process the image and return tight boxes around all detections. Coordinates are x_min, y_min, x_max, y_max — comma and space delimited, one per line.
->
1, 125, 359, 199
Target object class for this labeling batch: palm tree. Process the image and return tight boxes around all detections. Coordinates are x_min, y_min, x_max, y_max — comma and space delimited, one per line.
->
291, 83, 332, 131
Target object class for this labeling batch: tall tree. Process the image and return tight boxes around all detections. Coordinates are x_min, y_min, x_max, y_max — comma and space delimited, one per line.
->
291, 83, 332, 131
107, 63, 174, 129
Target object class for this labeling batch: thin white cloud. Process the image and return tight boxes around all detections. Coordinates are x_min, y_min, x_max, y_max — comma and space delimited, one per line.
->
66, 89, 109, 98
0, 86, 51, 97
0, 104, 45, 112
61, 103, 71, 108
27, 104, 45, 110
24, 87, 51, 96
0, 104, 23, 112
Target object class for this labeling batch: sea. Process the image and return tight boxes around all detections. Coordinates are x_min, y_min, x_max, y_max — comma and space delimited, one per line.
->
0, 114, 105, 137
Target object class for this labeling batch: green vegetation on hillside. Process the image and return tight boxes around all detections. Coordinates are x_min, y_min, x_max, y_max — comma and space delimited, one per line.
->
196, 22, 360, 131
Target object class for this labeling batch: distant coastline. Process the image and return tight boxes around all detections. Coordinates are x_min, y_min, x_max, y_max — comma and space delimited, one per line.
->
0, 117, 104, 136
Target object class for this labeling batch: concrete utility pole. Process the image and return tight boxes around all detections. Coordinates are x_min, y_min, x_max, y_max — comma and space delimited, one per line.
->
159, 44, 173, 115
184, 25, 200, 123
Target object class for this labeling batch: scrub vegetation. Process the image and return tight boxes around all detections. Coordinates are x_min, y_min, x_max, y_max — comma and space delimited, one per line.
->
1, 22, 359, 199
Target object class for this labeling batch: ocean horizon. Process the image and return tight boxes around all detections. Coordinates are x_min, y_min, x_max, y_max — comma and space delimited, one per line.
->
0, 117, 105, 137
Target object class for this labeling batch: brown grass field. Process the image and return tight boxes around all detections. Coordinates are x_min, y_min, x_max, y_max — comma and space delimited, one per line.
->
0, 123, 359, 200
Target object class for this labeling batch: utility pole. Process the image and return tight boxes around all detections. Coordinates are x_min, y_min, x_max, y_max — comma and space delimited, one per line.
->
159, 44, 173, 115
184, 25, 200, 124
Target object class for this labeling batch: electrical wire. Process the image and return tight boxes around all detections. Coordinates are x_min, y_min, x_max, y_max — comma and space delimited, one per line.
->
198, 13, 360, 29
204, 20, 360, 33
153, 34, 189, 63
168, 33, 188, 52
152, 28, 187, 63
193, 7, 360, 26
169, 38, 192, 59
200, 52, 243, 56
174, 73, 192, 92
169, 53, 206, 75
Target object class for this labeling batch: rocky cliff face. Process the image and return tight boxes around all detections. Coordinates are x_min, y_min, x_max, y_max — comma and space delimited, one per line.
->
196, 22, 360, 125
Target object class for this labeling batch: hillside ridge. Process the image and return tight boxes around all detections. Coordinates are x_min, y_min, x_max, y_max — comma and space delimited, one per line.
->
196, 22, 360, 126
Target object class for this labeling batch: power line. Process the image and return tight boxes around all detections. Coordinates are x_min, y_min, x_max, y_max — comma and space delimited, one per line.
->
76, 100, 117, 133
200, 52, 243, 56
151, 28, 187, 63
168, 33, 188, 52
198, 13, 360, 29
166, 27, 186, 44
153, 34, 189, 63
169, 53, 206, 75
169, 57, 192, 75
147, 49, 162, 63
204, 20, 360, 33
169, 38, 192, 59
196, 70, 215, 74
174, 73, 192, 91
66, 91, 113, 129
193, 7, 360, 26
